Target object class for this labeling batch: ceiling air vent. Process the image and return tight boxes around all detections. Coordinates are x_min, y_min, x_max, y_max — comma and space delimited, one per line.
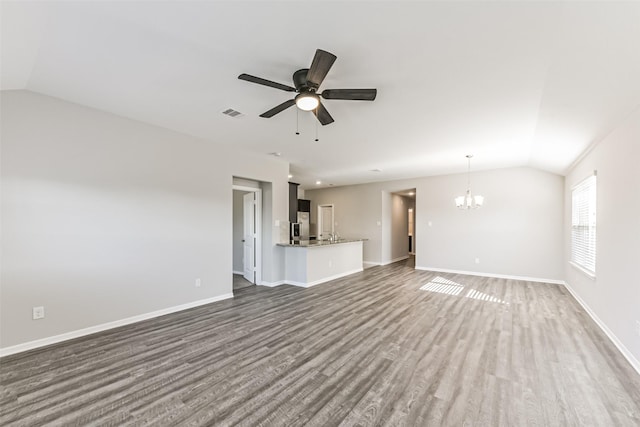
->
222, 108, 243, 118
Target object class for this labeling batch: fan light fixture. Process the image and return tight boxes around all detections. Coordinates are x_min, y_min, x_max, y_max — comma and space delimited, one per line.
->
295, 93, 319, 111
455, 155, 484, 209
238, 49, 377, 125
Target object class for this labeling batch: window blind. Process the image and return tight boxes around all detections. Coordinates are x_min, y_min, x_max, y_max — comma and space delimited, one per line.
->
571, 175, 596, 275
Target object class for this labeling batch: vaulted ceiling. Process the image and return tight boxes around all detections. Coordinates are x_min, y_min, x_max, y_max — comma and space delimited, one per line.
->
2, 1, 639, 188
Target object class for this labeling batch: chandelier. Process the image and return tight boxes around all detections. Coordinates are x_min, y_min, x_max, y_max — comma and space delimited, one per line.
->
455, 155, 484, 209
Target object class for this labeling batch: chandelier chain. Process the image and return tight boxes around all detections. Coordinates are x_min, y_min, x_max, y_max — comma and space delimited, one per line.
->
456, 154, 484, 209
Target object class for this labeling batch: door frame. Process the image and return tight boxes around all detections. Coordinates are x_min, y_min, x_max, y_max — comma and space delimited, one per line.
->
317, 203, 334, 240
233, 185, 262, 285
383, 189, 417, 266
408, 207, 415, 255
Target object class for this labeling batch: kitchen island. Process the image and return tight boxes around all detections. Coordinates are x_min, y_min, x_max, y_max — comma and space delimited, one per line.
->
276, 239, 365, 287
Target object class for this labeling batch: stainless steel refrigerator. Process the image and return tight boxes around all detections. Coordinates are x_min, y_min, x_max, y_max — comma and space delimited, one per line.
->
297, 211, 310, 240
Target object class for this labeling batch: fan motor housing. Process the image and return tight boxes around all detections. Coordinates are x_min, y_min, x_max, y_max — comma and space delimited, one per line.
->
293, 68, 311, 92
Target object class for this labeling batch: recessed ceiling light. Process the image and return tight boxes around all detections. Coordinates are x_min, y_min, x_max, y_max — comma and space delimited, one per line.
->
408, 192, 415, 196
288, 174, 293, 179
316, 180, 322, 185
268, 152, 282, 157
370, 168, 382, 172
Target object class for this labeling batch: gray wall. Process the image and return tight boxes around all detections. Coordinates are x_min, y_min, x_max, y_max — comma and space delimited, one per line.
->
564, 108, 640, 367
308, 184, 386, 264
1, 90, 289, 350
417, 167, 564, 280
306, 167, 564, 280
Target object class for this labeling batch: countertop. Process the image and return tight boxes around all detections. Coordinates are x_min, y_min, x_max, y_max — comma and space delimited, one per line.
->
277, 238, 367, 248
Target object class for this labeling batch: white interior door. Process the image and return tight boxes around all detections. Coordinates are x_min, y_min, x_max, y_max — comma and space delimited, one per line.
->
243, 192, 256, 283
408, 208, 414, 254
318, 204, 334, 240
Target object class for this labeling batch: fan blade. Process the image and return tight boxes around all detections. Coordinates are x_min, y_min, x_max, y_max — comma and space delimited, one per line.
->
306, 49, 337, 89
313, 102, 335, 126
238, 74, 296, 92
321, 89, 377, 101
260, 99, 296, 118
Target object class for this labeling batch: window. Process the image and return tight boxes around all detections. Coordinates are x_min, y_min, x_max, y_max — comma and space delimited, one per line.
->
571, 174, 596, 277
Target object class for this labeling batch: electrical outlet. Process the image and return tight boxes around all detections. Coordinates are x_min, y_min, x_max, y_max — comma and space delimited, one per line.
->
32, 306, 45, 320
475, 258, 480, 264
636, 320, 640, 337
195, 278, 201, 288
329, 260, 333, 268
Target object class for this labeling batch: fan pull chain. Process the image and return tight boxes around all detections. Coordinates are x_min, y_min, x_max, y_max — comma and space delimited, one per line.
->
295, 109, 300, 135
315, 111, 319, 142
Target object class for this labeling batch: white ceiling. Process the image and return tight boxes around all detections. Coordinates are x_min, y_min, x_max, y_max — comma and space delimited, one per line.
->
2, 1, 639, 189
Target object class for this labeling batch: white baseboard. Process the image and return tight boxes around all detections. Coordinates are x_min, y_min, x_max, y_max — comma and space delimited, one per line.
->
563, 282, 640, 375
286, 268, 363, 288
364, 256, 409, 268
382, 255, 410, 266
232, 270, 243, 276
0, 293, 234, 358
261, 267, 364, 287
259, 280, 285, 287
414, 266, 565, 285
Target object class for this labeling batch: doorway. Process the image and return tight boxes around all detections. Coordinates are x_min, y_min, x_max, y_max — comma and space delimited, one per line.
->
232, 183, 262, 291
317, 204, 334, 240
385, 189, 416, 265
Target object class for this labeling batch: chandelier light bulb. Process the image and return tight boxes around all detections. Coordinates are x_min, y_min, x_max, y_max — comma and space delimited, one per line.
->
455, 155, 484, 209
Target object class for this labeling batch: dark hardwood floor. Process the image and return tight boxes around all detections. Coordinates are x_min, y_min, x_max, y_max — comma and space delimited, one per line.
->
1, 260, 639, 426
233, 274, 254, 292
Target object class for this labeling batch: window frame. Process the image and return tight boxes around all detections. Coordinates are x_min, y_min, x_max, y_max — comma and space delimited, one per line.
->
570, 173, 597, 279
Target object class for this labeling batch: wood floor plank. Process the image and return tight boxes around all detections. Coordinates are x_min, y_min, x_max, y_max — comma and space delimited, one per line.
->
1, 258, 639, 426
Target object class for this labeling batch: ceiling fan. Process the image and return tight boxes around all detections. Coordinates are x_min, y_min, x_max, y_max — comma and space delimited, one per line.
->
238, 49, 377, 125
